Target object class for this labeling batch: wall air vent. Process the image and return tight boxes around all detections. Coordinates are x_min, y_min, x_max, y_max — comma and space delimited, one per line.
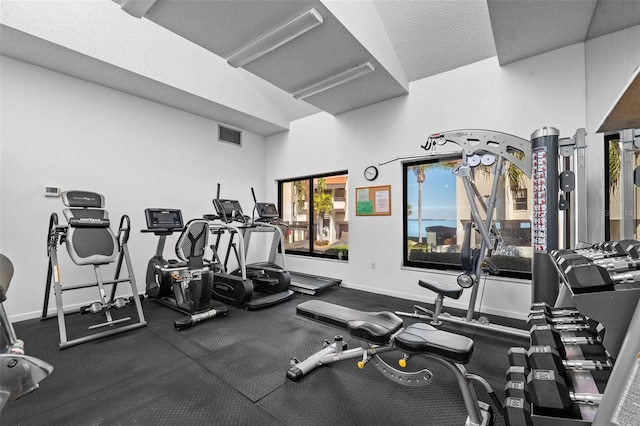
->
218, 125, 242, 146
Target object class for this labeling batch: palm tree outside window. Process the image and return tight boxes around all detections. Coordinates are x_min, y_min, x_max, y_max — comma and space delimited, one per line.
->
278, 171, 349, 260
403, 155, 532, 278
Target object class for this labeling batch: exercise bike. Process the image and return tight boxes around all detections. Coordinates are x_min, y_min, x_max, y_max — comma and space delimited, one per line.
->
143, 208, 228, 329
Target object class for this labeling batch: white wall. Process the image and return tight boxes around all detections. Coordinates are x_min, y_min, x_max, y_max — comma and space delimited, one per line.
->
266, 45, 588, 320
0, 56, 267, 321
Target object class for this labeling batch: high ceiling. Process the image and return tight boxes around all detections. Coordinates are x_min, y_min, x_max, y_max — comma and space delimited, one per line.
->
1, 0, 639, 136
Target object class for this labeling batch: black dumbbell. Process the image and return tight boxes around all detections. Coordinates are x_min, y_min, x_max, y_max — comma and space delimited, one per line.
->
507, 347, 529, 370
505, 380, 529, 403
505, 365, 528, 383
562, 263, 616, 293
529, 324, 601, 357
527, 369, 603, 410
555, 246, 640, 286
527, 313, 597, 333
527, 345, 612, 380
530, 302, 580, 318
509, 346, 612, 382
503, 396, 533, 426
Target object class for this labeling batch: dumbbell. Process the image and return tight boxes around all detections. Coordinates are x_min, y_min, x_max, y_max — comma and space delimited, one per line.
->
527, 345, 612, 380
508, 346, 612, 382
565, 240, 637, 260
505, 379, 529, 403
527, 313, 597, 333
529, 302, 580, 318
503, 396, 533, 426
557, 252, 640, 290
560, 262, 617, 293
507, 347, 530, 371
529, 324, 602, 357
504, 359, 534, 426
560, 253, 640, 280
575, 239, 640, 261
527, 369, 602, 410
505, 365, 528, 383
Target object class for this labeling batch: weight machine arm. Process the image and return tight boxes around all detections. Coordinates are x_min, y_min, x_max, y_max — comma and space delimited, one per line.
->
423, 129, 531, 177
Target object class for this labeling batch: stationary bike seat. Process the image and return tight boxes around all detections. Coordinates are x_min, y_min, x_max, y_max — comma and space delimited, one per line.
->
418, 279, 464, 299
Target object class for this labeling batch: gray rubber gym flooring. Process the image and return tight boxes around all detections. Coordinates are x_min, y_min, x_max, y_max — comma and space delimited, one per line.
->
1, 286, 528, 425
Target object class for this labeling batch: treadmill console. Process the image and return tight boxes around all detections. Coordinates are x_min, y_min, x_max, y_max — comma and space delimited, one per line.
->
212, 199, 247, 223
145, 208, 184, 230
256, 202, 279, 219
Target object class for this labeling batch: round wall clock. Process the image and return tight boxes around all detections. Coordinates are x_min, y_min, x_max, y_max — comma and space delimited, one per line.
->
364, 165, 379, 181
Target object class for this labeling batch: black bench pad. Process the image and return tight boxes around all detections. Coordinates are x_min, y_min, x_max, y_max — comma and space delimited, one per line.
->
419, 279, 464, 299
296, 300, 403, 345
394, 322, 474, 364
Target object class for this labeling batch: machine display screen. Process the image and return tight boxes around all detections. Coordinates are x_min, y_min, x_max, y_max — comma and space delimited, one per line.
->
256, 203, 279, 218
213, 199, 245, 222
145, 208, 184, 230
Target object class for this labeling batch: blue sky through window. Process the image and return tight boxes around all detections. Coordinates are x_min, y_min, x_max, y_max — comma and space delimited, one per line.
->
406, 166, 457, 220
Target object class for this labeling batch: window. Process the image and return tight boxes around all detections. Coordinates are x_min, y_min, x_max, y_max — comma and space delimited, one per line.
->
278, 171, 348, 260
403, 155, 532, 278
605, 133, 640, 240
513, 188, 528, 210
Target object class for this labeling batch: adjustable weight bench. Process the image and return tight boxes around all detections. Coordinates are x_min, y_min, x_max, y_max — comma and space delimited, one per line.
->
288, 300, 500, 426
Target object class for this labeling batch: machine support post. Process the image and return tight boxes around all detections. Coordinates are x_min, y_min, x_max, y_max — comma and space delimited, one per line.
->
531, 127, 560, 305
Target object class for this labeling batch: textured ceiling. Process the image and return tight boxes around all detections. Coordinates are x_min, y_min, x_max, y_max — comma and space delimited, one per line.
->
487, 0, 640, 65
1, 0, 639, 136
373, 0, 496, 82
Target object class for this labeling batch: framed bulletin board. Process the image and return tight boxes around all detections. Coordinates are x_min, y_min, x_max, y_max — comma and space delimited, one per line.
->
356, 185, 391, 216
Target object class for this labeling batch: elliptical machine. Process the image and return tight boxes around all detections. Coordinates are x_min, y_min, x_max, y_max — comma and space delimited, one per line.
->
143, 208, 228, 329
203, 185, 293, 310
239, 188, 292, 288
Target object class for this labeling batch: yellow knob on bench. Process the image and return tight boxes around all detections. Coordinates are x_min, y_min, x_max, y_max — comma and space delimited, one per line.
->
357, 361, 365, 369
398, 359, 407, 368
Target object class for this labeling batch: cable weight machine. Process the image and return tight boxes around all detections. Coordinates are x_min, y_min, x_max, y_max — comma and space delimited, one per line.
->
397, 128, 580, 337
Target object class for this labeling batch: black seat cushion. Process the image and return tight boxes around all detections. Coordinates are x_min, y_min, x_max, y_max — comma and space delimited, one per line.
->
346, 311, 404, 344
297, 300, 403, 344
419, 279, 464, 299
394, 322, 474, 364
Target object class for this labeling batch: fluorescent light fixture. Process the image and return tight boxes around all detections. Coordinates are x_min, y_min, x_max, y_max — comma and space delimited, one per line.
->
292, 62, 376, 100
119, 0, 157, 18
227, 8, 323, 68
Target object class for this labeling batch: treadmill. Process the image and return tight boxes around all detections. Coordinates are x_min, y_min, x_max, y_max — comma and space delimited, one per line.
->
251, 193, 341, 295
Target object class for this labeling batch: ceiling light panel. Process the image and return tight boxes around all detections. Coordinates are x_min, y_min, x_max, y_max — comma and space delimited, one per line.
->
227, 8, 323, 68
292, 62, 376, 100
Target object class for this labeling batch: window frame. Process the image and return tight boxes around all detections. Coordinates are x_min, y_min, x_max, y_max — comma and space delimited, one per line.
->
402, 155, 532, 280
277, 170, 349, 260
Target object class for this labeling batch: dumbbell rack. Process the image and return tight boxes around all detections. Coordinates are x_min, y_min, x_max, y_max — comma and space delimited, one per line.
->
504, 241, 640, 425
551, 241, 640, 359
